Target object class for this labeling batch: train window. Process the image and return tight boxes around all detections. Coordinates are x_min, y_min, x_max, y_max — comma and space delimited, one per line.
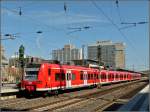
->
48, 69, 51, 76
80, 71, 83, 80
94, 74, 96, 78
100, 74, 103, 79
103, 75, 106, 79
96, 74, 98, 79
92, 74, 94, 79
115, 74, 118, 78
120, 75, 122, 78
80, 74, 83, 80
101, 73, 106, 79
91, 74, 93, 79
72, 74, 76, 80
61, 73, 65, 80
112, 74, 114, 79
67, 73, 70, 80
88, 74, 90, 80
108, 74, 110, 79
101, 74, 104, 79
102, 74, 105, 79
98, 74, 101, 79
55, 73, 60, 81
94, 74, 98, 79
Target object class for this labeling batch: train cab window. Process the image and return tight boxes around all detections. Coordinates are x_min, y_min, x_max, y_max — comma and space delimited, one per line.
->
72, 74, 76, 80
48, 69, 51, 76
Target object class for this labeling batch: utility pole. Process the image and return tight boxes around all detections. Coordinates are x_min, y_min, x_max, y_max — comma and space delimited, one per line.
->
97, 45, 101, 66
82, 45, 85, 66
69, 40, 71, 65
132, 64, 135, 71
148, 0, 150, 83
0, 32, 2, 89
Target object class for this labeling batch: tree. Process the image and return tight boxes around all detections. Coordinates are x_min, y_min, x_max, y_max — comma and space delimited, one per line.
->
19, 45, 25, 81
19, 45, 25, 68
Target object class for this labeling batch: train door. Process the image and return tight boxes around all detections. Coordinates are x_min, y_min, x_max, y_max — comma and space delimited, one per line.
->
83, 71, 87, 86
66, 70, 72, 88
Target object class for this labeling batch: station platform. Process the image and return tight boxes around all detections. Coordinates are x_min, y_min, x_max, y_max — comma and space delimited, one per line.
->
1, 88, 19, 94
0, 83, 19, 94
118, 84, 149, 111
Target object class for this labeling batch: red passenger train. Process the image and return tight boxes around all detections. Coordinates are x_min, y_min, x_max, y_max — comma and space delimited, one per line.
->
20, 63, 141, 95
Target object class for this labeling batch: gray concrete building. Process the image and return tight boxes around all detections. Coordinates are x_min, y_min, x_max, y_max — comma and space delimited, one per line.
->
52, 44, 82, 64
88, 40, 125, 69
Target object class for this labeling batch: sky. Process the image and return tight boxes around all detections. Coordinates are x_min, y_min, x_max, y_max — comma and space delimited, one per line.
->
1, 0, 149, 71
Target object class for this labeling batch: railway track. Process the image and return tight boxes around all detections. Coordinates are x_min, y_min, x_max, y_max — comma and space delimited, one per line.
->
32, 80, 148, 111
48, 82, 147, 112
0, 79, 148, 111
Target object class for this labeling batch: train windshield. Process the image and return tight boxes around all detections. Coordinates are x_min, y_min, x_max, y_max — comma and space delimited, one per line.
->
25, 70, 39, 80
24, 64, 41, 80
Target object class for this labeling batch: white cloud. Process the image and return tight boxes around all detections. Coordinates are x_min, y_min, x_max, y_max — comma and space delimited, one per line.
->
25, 10, 109, 26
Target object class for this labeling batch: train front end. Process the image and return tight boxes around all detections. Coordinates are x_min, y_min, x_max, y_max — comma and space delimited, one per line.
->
21, 64, 41, 95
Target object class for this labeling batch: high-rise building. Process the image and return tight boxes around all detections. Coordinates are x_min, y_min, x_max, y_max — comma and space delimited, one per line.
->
0, 45, 8, 82
52, 44, 82, 64
88, 41, 125, 69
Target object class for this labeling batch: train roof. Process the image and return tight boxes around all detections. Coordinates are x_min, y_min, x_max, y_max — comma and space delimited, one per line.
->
27, 63, 141, 75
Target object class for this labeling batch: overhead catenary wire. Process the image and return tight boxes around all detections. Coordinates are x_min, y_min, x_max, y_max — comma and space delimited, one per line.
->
2, 7, 66, 32
91, 0, 143, 66
119, 24, 136, 30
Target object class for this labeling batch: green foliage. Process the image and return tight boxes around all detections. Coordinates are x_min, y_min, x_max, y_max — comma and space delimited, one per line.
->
19, 45, 25, 68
